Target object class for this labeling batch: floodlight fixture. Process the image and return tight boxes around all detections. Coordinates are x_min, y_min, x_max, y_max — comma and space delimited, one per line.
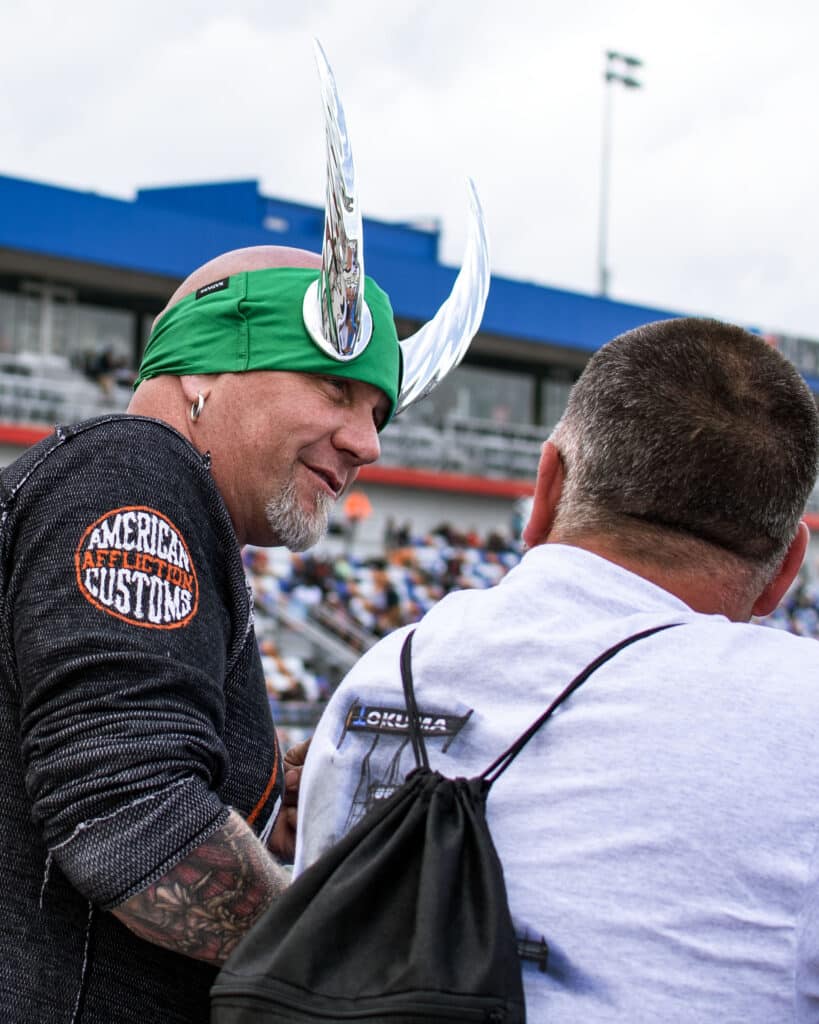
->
597, 50, 644, 296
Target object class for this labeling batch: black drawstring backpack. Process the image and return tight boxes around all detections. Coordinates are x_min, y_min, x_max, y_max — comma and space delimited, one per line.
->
211, 624, 675, 1023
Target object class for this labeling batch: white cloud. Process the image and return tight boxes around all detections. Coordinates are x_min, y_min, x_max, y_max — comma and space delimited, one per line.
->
2, 0, 819, 336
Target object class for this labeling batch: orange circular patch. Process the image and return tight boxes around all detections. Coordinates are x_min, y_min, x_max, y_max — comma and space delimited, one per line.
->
74, 506, 199, 629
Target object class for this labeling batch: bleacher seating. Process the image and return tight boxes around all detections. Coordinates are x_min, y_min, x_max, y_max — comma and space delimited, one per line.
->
0, 353, 127, 425
243, 527, 819, 742
0, 359, 816, 748
0, 364, 817, 520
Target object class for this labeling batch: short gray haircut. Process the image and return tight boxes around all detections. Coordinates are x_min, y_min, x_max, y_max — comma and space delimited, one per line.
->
552, 318, 819, 579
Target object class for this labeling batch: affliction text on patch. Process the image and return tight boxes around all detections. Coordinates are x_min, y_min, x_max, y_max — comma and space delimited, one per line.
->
75, 506, 199, 628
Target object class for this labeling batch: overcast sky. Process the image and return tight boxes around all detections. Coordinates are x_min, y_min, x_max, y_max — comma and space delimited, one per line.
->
2, 0, 818, 338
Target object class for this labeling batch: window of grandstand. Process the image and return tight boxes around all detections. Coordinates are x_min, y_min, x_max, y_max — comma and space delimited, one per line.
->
412, 364, 535, 426
765, 332, 819, 377
0, 291, 14, 354
0, 285, 135, 381
541, 368, 574, 431
141, 313, 155, 358
15, 283, 79, 361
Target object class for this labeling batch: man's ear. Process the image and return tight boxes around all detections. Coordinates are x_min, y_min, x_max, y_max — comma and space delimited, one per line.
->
179, 375, 213, 405
751, 521, 809, 618
522, 441, 565, 549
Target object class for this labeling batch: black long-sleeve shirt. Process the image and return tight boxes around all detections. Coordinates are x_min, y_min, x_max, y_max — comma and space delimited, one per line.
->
0, 415, 283, 1023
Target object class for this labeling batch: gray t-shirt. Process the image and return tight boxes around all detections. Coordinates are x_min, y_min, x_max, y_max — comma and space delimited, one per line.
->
296, 543, 819, 1023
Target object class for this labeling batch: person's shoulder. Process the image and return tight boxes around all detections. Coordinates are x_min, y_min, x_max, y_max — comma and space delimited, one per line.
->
694, 614, 816, 650
337, 624, 415, 690
59, 414, 198, 461
16, 415, 209, 493
666, 614, 819, 682
1, 414, 227, 552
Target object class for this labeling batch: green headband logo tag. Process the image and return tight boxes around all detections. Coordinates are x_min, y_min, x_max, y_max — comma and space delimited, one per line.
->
195, 278, 230, 300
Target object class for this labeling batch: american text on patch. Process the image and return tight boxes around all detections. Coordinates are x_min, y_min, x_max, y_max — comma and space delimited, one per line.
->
75, 506, 199, 629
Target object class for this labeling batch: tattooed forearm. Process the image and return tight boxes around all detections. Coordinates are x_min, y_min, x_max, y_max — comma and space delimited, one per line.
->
112, 810, 289, 964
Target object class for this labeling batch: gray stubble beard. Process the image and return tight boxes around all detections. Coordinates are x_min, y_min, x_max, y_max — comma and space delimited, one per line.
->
264, 476, 334, 551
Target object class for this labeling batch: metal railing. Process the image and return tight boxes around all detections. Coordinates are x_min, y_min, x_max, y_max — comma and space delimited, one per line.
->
378, 414, 543, 480
0, 359, 127, 426
0, 361, 817, 511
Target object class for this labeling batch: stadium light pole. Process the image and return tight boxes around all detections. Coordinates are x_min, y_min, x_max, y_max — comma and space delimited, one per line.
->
597, 50, 643, 297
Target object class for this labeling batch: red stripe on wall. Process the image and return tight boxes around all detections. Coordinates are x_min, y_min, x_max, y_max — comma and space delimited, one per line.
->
0, 423, 52, 447
0, 423, 816, 531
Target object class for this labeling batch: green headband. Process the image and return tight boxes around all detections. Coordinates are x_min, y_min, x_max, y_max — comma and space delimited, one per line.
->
135, 267, 402, 421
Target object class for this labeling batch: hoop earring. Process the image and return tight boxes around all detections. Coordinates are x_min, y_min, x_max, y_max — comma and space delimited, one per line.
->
190, 393, 205, 422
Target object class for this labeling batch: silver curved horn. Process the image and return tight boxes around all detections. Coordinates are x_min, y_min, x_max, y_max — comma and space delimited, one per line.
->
303, 39, 373, 359
394, 179, 490, 416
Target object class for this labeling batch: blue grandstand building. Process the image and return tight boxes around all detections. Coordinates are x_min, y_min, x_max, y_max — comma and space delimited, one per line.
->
1, 171, 817, 545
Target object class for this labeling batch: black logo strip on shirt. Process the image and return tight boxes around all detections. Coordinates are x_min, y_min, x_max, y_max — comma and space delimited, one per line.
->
338, 703, 473, 752
195, 278, 230, 299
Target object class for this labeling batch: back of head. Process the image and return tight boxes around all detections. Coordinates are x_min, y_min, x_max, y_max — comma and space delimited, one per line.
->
552, 317, 819, 576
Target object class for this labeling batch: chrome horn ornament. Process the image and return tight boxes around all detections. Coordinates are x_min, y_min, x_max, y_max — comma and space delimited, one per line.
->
303, 39, 373, 361
394, 179, 490, 416
304, 40, 490, 399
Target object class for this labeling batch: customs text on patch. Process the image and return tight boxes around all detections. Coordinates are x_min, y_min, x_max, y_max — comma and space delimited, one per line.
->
75, 506, 199, 629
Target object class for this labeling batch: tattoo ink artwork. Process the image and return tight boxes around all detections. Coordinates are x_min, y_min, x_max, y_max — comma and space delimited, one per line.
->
114, 815, 287, 964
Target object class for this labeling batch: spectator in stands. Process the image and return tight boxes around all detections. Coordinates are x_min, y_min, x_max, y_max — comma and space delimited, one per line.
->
295, 317, 819, 1022
395, 519, 412, 546
383, 515, 399, 550
261, 524, 526, 651
85, 344, 117, 394
370, 565, 402, 634
258, 639, 309, 702
244, 519, 817, 696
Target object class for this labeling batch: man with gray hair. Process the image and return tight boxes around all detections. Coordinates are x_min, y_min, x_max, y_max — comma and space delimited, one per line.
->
295, 317, 819, 1023
0, 46, 489, 1024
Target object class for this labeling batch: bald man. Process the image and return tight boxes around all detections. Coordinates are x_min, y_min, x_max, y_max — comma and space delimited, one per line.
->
131, 246, 391, 551
0, 246, 400, 1024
